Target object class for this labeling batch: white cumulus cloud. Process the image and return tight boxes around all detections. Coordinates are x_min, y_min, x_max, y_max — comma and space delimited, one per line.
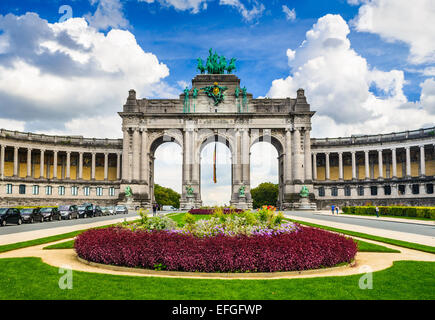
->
351, 0, 435, 64
85, 0, 129, 30
0, 13, 174, 138
267, 14, 435, 138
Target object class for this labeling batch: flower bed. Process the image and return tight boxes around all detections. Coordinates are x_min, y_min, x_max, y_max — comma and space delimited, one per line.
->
75, 226, 357, 273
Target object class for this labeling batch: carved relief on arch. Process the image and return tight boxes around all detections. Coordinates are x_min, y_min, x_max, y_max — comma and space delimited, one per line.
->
196, 128, 236, 154
250, 129, 285, 155
148, 129, 183, 155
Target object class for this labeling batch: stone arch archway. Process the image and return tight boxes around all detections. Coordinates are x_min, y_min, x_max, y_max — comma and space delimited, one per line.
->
250, 132, 285, 208
119, 74, 314, 210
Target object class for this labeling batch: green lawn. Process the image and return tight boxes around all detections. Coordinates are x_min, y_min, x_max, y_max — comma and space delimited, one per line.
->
44, 240, 76, 250
0, 257, 433, 299
286, 218, 435, 254
0, 219, 141, 254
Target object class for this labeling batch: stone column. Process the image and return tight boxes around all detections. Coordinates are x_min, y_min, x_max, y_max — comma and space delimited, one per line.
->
304, 129, 312, 182
242, 129, 250, 184
292, 128, 303, 182
66, 151, 71, 179
191, 129, 200, 185
338, 152, 343, 181
0, 145, 4, 179
104, 153, 109, 181
78, 152, 83, 180
116, 153, 121, 180
378, 149, 383, 179
351, 151, 356, 180
27, 148, 32, 177
419, 145, 426, 177
40, 149, 45, 179
53, 150, 58, 179
391, 148, 397, 178
285, 129, 292, 183
364, 150, 370, 180
312, 152, 317, 181
122, 128, 130, 181
325, 152, 330, 181
132, 128, 141, 181
91, 152, 96, 180
141, 129, 148, 183
183, 129, 191, 183
13, 146, 18, 177
405, 146, 411, 178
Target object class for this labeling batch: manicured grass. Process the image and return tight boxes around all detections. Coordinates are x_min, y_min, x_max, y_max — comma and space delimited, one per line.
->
166, 212, 211, 227
0, 257, 433, 299
0, 220, 140, 253
286, 218, 435, 254
354, 240, 399, 253
43, 240, 75, 250
0, 230, 83, 253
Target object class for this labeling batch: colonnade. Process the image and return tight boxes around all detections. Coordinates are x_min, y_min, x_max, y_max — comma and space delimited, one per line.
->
0, 144, 122, 181
312, 144, 435, 181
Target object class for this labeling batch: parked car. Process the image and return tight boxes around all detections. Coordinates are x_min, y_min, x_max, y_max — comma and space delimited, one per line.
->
20, 207, 44, 223
101, 206, 115, 216
92, 205, 103, 217
162, 205, 178, 211
39, 207, 61, 221
58, 205, 79, 220
0, 208, 23, 226
115, 205, 128, 214
106, 206, 115, 215
77, 204, 93, 218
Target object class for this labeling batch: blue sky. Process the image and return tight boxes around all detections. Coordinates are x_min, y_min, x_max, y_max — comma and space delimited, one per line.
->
0, 0, 426, 100
0, 0, 434, 204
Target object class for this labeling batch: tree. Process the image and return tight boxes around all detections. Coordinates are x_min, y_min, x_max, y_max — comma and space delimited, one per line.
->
250, 182, 279, 209
154, 184, 180, 209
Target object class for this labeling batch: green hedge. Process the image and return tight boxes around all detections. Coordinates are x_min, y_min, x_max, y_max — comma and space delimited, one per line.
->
341, 206, 435, 220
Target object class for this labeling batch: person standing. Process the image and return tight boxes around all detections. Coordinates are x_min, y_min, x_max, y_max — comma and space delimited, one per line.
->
375, 206, 379, 218
331, 204, 335, 215
336, 206, 339, 214
152, 203, 157, 216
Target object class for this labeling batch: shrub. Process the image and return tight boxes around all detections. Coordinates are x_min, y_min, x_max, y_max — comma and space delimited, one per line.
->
342, 206, 435, 219
75, 226, 358, 273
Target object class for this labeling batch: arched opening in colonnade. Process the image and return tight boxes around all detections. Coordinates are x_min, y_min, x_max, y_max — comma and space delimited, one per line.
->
200, 136, 232, 207
250, 135, 283, 208
150, 136, 182, 207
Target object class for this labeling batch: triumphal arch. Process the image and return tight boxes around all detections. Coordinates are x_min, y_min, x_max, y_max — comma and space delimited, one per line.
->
118, 50, 315, 210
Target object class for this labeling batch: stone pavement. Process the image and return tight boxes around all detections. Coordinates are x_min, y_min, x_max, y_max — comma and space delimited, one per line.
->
284, 212, 435, 247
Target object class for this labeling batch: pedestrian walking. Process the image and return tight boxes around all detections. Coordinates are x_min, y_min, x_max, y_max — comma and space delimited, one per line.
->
331, 204, 335, 215
375, 206, 379, 218
336, 206, 339, 214
152, 203, 157, 216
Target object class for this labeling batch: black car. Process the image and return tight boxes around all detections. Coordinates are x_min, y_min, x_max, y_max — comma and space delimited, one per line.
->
39, 207, 61, 222
115, 205, 129, 215
20, 207, 44, 223
92, 205, 103, 217
0, 208, 23, 226
77, 204, 94, 218
58, 205, 79, 220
